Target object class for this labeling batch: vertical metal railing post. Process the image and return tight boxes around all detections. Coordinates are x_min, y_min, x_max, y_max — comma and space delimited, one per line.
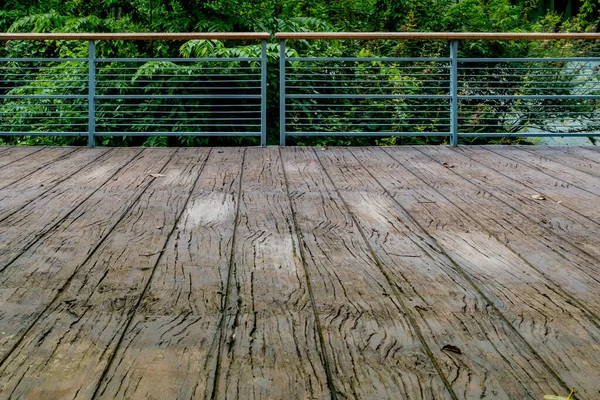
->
88, 40, 96, 147
279, 40, 286, 147
260, 40, 268, 146
449, 40, 459, 146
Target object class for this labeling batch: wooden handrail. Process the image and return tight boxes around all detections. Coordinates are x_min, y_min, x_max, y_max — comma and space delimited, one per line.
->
3, 32, 598, 41
0, 32, 271, 41
275, 32, 600, 40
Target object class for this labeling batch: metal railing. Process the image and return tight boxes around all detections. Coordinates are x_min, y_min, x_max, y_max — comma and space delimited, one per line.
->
0, 33, 270, 146
2, 32, 600, 147
276, 32, 600, 146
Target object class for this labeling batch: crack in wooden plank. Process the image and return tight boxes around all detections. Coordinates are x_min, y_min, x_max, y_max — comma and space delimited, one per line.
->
210, 148, 246, 400
279, 146, 339, 400
0, 149, 175, 372
378, 147, 593, 398
0, 149, 144, 274
313, 148, 459, 400
0, 147, 44, 169
90, 148, 213, 399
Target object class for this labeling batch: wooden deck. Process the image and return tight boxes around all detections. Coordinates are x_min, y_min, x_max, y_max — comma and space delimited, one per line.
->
0, 145, 599, 400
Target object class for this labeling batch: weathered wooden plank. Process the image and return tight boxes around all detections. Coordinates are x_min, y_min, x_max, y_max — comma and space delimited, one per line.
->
0, 148, 207, 399
314, 147, 568, 399
521, 146, 600, 178
369, 147, 600, 398
563, 145, 600, 156
0, 147, 111, 220
213, 147, 330, 399
450, 147, 600, 225
0, 148, 141, 267
554, 146, 600, 165
0, 147, 42, 168
281, 147, 453, 399
0, 149, 174, 359
419, 146, 600, 299
94, 148, 245, 399
0, 147, 76, 189
482, 146, 600, 196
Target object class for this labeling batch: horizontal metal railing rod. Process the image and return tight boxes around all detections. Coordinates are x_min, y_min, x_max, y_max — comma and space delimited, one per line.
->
0, 58, 88, 62
97, 79, 260, 83
287, 57, 451, 62
285, 131, 452, 136
0, 95, 87, 99
287, 87, 449, 91
459, 57, 600, 62
96, 57, 261, 62
288, 115, 452, 120
0, 131, 83, 136
95, 87, 261, 90
101, 123, 260, 127
96, 94, 262, 99
460, 94, 600, 99
287, 72, 450, 76
97, 131, 262, 136
287, 104, 447, 107
289, 111, 450, 115
287, 94, 451, 99
289, 65, 449, 70
459, 132, 600, 137
459, 73, 597, 78
96, 103, 259, 108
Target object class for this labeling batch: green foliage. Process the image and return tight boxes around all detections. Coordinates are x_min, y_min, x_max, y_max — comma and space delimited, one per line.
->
1, 0, 598, 147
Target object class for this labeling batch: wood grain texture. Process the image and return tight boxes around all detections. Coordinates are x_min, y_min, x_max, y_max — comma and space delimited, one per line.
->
482, 146, 600, 197
0, 147, 41, 169
419, 146, 600, 306
315, 147, 568, 399
375, 147, 600, 398
453, 147, 600, 225
281, 147, 453, 400
275, 32, 600, 40
94, 148, 246, 399
214, 147, 330, 399
0, 33, 270, 41
0, 149, 174, 366
0, 148, 142, 268
568, 146, 600, 156
521, 146, 600, 178
0, 147, 76, 190
0, 146, 598, 400
0, 148, 111, 220
0, 148, 206, 399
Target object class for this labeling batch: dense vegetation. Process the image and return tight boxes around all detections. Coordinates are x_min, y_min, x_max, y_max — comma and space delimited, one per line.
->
0, 0, 599, 146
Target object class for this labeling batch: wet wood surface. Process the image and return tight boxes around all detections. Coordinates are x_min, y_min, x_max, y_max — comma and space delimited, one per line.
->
0, 146, 599, 400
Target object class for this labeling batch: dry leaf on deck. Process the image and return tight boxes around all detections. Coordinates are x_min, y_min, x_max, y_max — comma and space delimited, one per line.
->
531, 193, 547, 200
442, 162, 454, 168
441, 344, 462, 354
149, 173, 166, 178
